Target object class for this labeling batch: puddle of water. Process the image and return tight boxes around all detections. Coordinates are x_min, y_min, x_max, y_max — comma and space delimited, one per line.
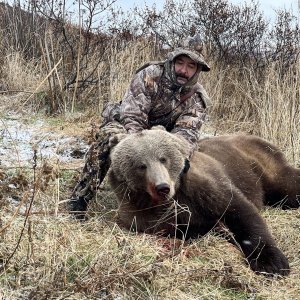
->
0, 114, 89, 167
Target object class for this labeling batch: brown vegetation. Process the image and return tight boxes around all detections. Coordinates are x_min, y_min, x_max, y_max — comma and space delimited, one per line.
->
0, 0, 299, 298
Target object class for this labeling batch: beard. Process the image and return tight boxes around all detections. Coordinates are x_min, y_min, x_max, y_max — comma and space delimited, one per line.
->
175, 73, 189, 84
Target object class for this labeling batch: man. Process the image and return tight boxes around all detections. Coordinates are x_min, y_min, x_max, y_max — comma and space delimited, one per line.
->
68, 48, 211, 218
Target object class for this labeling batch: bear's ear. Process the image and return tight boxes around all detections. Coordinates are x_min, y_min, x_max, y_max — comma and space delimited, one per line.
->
109, 133, 128, 149
172, 135, 193, 158
150, 125, 166, 131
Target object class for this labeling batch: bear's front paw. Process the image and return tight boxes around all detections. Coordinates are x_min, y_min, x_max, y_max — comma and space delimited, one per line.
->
248, 245, 290, 276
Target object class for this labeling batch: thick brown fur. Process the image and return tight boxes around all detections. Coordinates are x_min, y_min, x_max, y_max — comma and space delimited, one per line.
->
108, 127, 300, 276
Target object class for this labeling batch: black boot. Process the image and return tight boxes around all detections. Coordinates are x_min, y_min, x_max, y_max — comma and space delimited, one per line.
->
68, 180, 95, 220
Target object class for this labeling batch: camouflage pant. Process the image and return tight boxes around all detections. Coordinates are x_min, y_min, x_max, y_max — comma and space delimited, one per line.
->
68, 121, 126, 217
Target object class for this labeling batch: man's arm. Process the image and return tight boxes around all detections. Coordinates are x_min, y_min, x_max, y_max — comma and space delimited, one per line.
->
172, 89, 209, 155
120, 66, 159, 133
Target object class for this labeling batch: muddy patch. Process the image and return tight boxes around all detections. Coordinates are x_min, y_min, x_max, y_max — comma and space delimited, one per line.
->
0, 114, 89, 168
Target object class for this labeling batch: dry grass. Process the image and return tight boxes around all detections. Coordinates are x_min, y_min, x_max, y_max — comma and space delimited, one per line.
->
0, 52, 47, 113
0, 115, 299, 299
0, 41, 157, 115
2, 52, 43, 91
105, 40, 157, 102
205, 59, 300, 166
0, 43, 300, 299
0, 185, 299, 299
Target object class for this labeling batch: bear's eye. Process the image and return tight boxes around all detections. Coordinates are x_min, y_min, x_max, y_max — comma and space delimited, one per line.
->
138, 164, 147, 170
159, 157, 167, 164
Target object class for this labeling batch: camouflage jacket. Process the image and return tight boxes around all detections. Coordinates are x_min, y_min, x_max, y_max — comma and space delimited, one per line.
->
119, 63, 210, 153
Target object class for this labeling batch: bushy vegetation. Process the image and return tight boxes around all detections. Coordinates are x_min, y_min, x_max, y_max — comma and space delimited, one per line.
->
0, 0, 299, 299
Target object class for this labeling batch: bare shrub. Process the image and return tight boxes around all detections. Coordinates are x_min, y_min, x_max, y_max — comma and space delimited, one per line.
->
267, 10, 300, 73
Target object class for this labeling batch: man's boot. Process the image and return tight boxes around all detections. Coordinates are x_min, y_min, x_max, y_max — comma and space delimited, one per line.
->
68, 143, 110, 220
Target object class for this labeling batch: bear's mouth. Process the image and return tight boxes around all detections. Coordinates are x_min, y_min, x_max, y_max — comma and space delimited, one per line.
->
147, 183, 172, 206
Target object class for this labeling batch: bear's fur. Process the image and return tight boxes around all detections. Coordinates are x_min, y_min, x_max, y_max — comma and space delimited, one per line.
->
108, 127, 300, 276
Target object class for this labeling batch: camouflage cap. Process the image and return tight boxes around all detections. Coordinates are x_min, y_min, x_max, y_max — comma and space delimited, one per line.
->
164, 48, 210, 89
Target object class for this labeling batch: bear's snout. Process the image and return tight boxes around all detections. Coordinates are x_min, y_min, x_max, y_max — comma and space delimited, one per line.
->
142, 161, 176, 204
156, 183, 170, 195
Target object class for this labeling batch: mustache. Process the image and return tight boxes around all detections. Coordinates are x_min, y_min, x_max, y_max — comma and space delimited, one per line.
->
175, 72, 189, 79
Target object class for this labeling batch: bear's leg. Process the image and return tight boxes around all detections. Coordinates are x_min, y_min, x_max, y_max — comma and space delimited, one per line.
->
68, 122, 126, 219
223, 196, 290, 276
265, 166, 300, 209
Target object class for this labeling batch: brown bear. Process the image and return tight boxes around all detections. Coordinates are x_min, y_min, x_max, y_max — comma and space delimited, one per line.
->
108, 127, 300, 276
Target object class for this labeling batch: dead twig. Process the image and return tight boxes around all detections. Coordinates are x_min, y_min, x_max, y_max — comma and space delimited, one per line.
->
0, 149, 38, 272
0, 90, 38, 94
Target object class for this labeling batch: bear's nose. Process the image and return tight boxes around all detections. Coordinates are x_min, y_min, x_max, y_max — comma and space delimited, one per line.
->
156, 183, 170, 195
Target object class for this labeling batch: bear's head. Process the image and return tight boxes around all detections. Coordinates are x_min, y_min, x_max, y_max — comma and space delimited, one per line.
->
108, 127, 191, 205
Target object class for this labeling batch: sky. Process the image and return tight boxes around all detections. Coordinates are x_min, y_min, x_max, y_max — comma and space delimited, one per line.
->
115, 0, 300, 20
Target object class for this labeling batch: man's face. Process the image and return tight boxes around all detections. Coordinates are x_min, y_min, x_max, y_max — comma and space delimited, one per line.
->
174, 55, 198, 84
